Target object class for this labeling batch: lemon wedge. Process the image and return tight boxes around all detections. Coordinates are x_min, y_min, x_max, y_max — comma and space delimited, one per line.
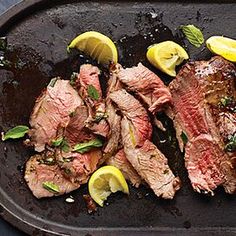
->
88, 166, 129, 207
67, 31, 118, 65
146, 41, 189, 77
206, 36, 236, 62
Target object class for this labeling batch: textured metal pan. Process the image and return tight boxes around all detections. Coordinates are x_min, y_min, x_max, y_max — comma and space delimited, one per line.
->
0, 1, 236, 235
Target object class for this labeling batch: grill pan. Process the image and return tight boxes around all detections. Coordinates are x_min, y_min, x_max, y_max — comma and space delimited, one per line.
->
0, 1, 236, 235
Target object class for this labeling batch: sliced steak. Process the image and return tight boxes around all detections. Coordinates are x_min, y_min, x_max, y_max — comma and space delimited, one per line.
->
106, 149, 142, 187
103, 66, 123, 159
118, 63, 172, 113
64, 105, 93, 145
110, 89, 180, 198
24, 154, 80, 198
57, 149, 101, 184
109, 89, 152, 146
75, 64, 109, 137
29, 79, 83, 152
121, 117, 181, 199
169, 56, 236, 194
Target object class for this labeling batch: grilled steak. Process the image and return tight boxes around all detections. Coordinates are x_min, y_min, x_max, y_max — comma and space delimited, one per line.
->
121, 117, 181, 199
24, 154, 80, 198
29, 79, 83, 152
106, 149, 142, 187
75, 64, 109, 137
57, 149, 101, 184
110, 89, 180, 199
118, 63, 172, 113
103, 65, 123, 159
168, 56, 236, 194
64, 105, 93, 145
109, 89, 152, 146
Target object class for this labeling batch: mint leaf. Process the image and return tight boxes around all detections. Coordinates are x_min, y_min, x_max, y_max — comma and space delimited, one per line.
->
2, 125, 29, 141
87, 85, 99, 100
73, 138, 103, 153
51, 137, 64, 147
42, 181, 60, 193
180, 24, 204, 48
49, 77, 58, 87
180, 131, 188, 145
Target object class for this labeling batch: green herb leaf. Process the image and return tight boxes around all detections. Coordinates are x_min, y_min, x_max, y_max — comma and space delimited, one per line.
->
0, 57, 11, 67
87, 85, 100, 100
51, 137, 64, 147
2, 125, 29, 141
225, 134, 236, 152
42, 181, 60, 193
219, 96, 233, 107
61, 139, 70, 152
49, 77, 58, 87
180, 24, 204, 48
70, 72, 78, 86
180, 131, 188, 145
0, 37, 7, 51
73, 138, 103, 153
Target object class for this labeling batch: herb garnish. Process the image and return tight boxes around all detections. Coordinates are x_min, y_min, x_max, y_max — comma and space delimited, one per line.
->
2, 125, 29, 141
51, 137, 64, 147
42, 182, 60, 193
225, 134, 236, 152
73, 138, 103, 153
180, 24, 204, 48
0, 37, 7, 51
70, 72, 78, 86
180, 131, 188, 145
49, 77, 58, 87
87, 85, 100, 100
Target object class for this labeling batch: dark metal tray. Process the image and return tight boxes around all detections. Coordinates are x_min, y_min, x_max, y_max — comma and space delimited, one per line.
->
0, 1, 236, 235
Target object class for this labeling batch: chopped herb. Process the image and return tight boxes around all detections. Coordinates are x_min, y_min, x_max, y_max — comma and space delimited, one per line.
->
219, 96, 233, 107
2, 125, 29, 141
51, 137, 64, 147
39, 156, 56, 165
69, 110, 76, 117
163, 169, 169, 174
61, 139, 70, 152
0, 37, 7, 51
87, 85, 99, 100
0, 56, 11, 67
180, 24, 204, 48
42, 181, 60, 193
225, 134, 236, 152
180, 131, 188, 145
94, 112, 108, 123
73, 138, 103, 153
64, 168, 72, 174
49, 77, 58, 87
70, 72, 78, 86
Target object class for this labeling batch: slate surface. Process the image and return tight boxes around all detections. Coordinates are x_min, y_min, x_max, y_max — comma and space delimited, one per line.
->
0, 1, 26, 235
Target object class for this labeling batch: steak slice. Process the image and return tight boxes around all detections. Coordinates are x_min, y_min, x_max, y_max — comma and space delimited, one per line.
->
106, 149, 142, 187
103, 65, 123, 159
118, 63, 172, 113
57, 149, 101, 184
169, 56, 236, 194
75, 64, 109, 137
110, 89, 180, 199
24, 154, 80, 198
121, 117, 181, 199
109, 89, 152, 146
29, 79, 83, 152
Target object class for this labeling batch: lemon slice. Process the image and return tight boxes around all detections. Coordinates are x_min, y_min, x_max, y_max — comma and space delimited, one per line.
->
67, 31, 118, 65
206, 36, 236, 62
146, 41, 189, 77
88, 166, 129, 207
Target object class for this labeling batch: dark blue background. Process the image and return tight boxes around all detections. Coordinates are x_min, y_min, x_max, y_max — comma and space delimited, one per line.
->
0, 1, 27, 235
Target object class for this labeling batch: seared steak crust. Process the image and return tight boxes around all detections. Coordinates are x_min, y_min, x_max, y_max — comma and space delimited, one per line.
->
169, 56, 236, 194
